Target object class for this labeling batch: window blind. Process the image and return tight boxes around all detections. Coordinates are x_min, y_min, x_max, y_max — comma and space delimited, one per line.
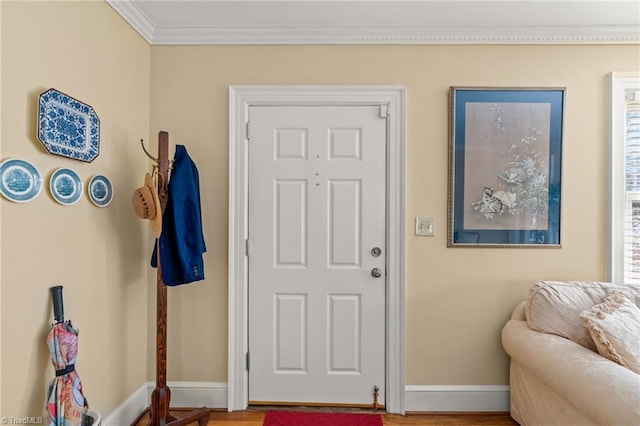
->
625, 98, 640, 283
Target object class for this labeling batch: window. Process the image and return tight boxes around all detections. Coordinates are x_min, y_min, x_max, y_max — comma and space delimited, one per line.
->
609, 72, 640, 284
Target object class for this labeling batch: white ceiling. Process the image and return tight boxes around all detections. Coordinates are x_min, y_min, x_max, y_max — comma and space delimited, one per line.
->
107, 0, 640, 45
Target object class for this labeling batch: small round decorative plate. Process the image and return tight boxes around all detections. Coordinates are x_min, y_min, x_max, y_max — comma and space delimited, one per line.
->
50, 168, 83, 205
0, 158, 43, 203
87, 174, 113, 207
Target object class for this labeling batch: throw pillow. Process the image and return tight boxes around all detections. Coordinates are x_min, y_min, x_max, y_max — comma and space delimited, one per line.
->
580, 291, 640, 374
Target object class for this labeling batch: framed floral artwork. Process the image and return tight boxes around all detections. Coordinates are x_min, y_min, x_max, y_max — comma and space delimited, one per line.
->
448, 87, 565, 247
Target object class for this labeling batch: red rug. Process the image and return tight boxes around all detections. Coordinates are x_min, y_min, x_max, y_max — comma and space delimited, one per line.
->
263, 411, 383, 426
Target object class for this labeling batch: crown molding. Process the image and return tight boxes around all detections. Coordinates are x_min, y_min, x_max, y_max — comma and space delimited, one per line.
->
107, 1, 639, 45
107, 0, 153, 43
150, 25, 640, 45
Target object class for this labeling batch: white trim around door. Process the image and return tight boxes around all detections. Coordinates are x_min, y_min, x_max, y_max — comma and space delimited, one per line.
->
228, 85, 406, 414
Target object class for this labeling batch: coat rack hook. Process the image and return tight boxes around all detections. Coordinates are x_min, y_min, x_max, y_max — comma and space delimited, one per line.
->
140, 139, 159, 164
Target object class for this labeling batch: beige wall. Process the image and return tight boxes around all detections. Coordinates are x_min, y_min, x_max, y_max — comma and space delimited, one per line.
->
1, 0, 151, 417
150, 44, 640, 386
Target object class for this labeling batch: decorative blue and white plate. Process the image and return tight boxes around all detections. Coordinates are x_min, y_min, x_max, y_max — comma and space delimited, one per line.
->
37, 88, 100, 163
87, 174, 113, 207
0, 158, 43, 203
50, 168, 83, 205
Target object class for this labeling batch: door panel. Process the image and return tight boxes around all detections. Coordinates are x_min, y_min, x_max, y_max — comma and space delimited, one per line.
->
275, 180, 307, 266
328, 294, 361, 373
274, 294, 307, 372
248, 105, 386, 406
329, 179, 361, 267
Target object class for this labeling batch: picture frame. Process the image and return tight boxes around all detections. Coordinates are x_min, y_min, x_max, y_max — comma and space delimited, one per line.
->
448, 87, 565, 248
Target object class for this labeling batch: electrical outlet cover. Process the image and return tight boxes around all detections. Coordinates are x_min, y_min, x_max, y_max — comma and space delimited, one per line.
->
415, 217, 434, 236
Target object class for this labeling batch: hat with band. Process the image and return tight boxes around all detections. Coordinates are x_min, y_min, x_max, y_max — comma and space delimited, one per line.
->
132, 172, 162, 238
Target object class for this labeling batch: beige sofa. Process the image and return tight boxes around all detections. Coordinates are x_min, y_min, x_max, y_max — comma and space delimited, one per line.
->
502, 281, 640, 426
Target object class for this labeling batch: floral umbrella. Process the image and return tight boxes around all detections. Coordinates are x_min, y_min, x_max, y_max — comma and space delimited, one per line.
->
46, 286, 88, 426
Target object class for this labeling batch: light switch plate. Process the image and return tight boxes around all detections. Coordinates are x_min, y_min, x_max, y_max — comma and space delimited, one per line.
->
415, 217, 434, 236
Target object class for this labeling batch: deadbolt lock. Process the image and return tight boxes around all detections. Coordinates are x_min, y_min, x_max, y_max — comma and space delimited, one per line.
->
371, 247, 382, 257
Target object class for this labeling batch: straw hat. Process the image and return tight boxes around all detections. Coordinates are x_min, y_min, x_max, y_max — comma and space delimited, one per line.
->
132, 173, 162, 238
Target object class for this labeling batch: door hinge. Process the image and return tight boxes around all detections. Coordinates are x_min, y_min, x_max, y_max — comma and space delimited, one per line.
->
379, 105, 389, 118
245, 239, 251, 256
246, 352, 251, 371
246, 121, 250, 141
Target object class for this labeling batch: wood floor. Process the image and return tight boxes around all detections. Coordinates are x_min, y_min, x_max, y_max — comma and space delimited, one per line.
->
136, 407, 519, 425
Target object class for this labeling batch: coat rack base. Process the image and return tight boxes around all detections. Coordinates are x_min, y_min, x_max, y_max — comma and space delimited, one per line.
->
131, 406, 210, 426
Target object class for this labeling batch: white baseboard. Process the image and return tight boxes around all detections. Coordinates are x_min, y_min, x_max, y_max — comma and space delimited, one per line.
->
105, 382, 508, 422
102, 383, 149, 426
405, 385, 510, 412
165, 381, 228, 409
103, 382, 227, 425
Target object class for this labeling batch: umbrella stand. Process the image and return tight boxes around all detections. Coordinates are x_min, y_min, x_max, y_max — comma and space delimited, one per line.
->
137, 132, 210, 426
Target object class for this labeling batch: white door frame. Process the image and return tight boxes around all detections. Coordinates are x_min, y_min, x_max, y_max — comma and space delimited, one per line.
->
228, 85, 406, 414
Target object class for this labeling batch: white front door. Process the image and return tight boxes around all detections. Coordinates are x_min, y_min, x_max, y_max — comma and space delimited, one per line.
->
248, 105, 387, 406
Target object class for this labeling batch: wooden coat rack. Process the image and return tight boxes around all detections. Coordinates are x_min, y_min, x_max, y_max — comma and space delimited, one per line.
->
135, 131, 210, 426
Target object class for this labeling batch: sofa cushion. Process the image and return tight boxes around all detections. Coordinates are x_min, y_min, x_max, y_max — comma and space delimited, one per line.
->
525, 281, 640, 351
581, 292, 640, 374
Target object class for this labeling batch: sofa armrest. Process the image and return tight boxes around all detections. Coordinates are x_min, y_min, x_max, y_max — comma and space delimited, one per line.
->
511, 301, 526, 321
502, 320, 640, 426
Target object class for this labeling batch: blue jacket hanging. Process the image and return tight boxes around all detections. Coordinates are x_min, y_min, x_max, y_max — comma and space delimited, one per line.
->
151, 144, 206, 286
